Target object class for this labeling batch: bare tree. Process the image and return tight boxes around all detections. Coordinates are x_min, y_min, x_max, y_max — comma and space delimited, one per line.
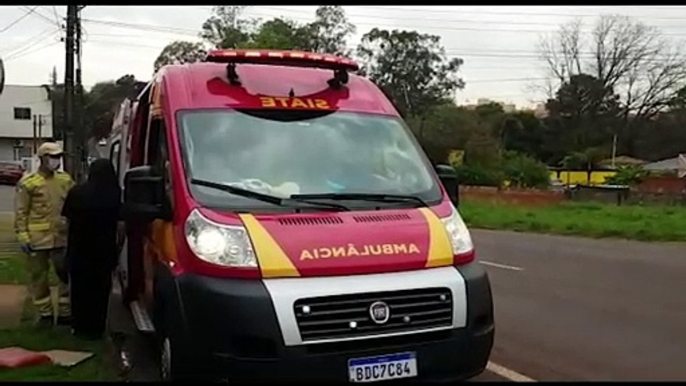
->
538, 14, 686, 153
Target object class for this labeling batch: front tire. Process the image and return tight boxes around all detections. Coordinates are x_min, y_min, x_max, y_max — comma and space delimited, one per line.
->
157, 297, 211, 382
158, 326, 194, 382
159, 337, 173, 382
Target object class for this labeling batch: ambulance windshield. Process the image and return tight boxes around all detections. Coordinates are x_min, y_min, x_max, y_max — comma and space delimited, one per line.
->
178, 109, 441, 209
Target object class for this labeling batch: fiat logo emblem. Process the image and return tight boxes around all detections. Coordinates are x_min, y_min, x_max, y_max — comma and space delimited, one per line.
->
369, 301, 390, 324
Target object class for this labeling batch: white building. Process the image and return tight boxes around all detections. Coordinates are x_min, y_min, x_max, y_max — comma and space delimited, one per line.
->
0, 85, 53, 163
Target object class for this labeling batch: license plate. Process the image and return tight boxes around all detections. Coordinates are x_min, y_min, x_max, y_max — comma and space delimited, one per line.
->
348, 352, 417, 383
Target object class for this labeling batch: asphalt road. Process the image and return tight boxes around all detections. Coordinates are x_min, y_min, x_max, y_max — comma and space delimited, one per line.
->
476, 229, 686, 381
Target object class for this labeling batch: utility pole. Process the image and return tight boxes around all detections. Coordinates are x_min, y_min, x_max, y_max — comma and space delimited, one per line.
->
64, 5, 76, 176
38, 114, 43, 143
32, 115, 37, 155
75, 5, 85, 181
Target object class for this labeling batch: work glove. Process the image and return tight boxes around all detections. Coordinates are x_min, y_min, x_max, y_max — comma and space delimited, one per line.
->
20, 244, 32, 254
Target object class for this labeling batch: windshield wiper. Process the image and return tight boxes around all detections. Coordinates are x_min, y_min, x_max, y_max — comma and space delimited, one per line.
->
190, 179, 349, 211
191, 178, 285, 205
290, 192, 428, 207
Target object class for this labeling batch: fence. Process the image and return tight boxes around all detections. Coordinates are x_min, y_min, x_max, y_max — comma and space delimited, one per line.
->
461, 183, 686, 207
460, 185, 565, 206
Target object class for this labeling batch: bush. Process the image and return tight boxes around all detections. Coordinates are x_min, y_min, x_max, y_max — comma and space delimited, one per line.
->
455, 164, 504, 187
501, 151, 550, 189
604, 165, 649, 186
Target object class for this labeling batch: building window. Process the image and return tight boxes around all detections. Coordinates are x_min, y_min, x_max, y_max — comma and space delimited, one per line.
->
14, 107, 31, 120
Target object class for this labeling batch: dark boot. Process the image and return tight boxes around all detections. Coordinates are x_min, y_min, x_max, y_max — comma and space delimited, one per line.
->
57, 315, 73, 325
35, 315, 54, 328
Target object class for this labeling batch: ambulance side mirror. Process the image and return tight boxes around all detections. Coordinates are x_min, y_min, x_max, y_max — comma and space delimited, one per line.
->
123, 165, 171, 221
435, 164, 460, 207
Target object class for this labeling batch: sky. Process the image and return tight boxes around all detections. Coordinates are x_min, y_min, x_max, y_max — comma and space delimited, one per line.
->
2, 5, 686, 109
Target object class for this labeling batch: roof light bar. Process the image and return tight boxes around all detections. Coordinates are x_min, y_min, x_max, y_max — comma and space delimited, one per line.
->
205, 49, 359, 72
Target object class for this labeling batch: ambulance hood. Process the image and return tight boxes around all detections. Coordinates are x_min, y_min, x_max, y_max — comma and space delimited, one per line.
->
236, 207, 455, 278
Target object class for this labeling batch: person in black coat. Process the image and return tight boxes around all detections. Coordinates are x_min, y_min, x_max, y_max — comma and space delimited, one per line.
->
61, 159, 122, 339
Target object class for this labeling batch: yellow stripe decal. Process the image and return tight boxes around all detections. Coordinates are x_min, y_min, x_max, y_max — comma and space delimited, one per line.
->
239, 214, 300, 278
419, 208, 454, 268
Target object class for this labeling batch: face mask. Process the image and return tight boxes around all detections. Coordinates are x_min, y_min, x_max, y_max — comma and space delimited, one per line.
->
46, 158, 61, 171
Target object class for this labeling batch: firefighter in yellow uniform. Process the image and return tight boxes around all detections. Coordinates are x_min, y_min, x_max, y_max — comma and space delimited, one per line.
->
15, 142, 74, 324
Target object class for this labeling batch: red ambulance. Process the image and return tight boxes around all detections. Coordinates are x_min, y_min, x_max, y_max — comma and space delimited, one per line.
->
107, 49, 494, 383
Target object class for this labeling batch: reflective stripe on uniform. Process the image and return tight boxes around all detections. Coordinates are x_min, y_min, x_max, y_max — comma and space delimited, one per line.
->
33, 295, 53, 316
55, 173, 71, 182
28, 223, 51, 231
58, 296, 71, 317
22, 175, 44, 189
17, 232, 30, 244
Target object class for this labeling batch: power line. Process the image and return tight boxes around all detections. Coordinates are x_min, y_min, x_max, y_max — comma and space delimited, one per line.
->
341, 5, 686, 21
5, 40, 61, 63
468, 77, 552, 83
80, 22, 682, 62
85, 39, 166, 50
20, 6, 59, 27
51, 6, 64, 33
0, 6, 38, 33
256, 5, 686, 29
81, 17, 199, 36
242, 8, 686, 37
80, 10, 686, 48
79, 16, 686, 64
1, 27, 58, 57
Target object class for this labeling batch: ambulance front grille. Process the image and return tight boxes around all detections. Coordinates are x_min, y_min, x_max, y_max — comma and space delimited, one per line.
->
293, 288, 453, 342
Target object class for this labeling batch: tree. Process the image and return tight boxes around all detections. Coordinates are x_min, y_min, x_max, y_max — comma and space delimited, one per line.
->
357, 29, 464, 118
84, 75, 142, 139
409, 104, 480, 163
538, 15, 686, 155
545, 74, 620, 156
463, 123, 501, 169
200, 6, 253, 49
244, 18, 308, 50
669, 85, 686, 110
154, 41, 207, 72
503, 111, 548, 161
604, 165, 649, 185
502, 151, 550, 189
301, 6, 356, 56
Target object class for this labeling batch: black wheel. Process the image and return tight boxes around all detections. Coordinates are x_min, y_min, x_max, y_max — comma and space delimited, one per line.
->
157, 303, 211, 382
158, 326, 194, 382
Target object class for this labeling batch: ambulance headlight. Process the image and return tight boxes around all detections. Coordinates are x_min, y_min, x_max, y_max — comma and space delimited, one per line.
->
440, 204, 474, 256
185, 209, 257, 268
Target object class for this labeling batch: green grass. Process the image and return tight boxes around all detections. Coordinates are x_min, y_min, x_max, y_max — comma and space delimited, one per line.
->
459, 200, 686, 242
0, 213, 59, 286
0, 214, 118, 381
0, 253, 59, 286
0, 253, 28, 285
0, 292, 120, 381
0, 324, 120, 381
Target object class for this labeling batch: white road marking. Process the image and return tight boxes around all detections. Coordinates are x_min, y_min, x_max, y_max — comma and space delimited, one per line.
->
479, 260, 524, 271
487, 361, 536, 382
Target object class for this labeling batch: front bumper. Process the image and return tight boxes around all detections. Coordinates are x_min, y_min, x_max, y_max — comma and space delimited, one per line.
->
162, 262, 494, 383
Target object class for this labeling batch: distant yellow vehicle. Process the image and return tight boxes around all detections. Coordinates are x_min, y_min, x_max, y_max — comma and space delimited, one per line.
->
549, 170, 617, 186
